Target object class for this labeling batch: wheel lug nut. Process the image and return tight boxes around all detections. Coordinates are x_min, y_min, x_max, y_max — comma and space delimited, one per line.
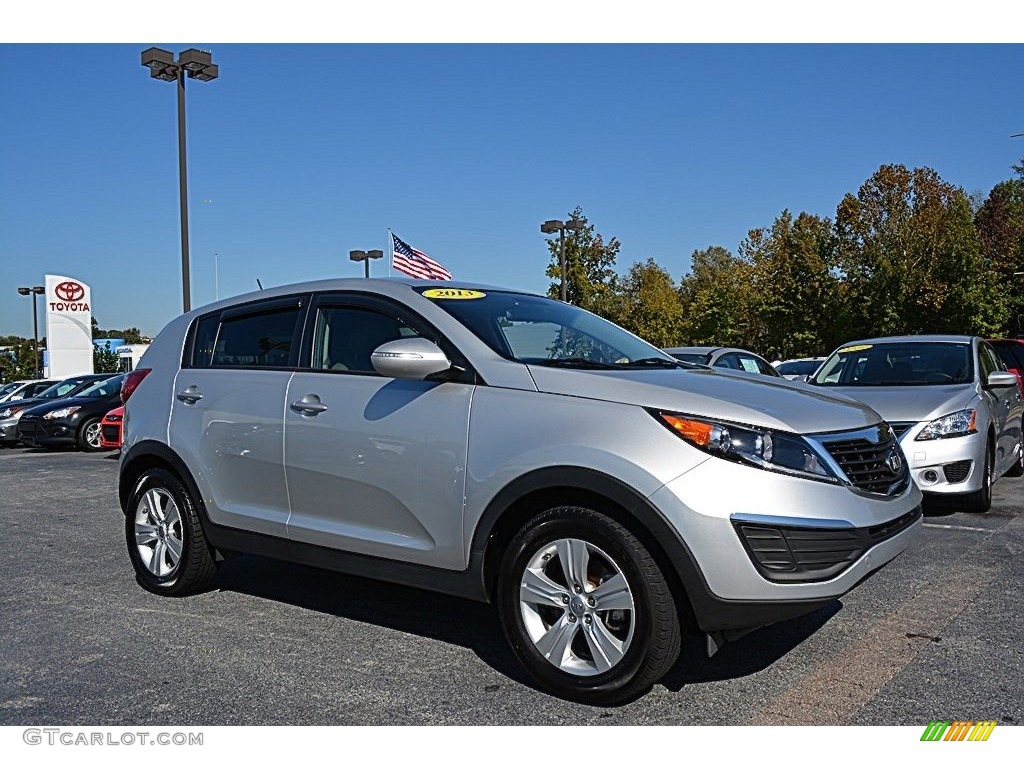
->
561, 594, 570, 604
568, 614, 577, 622
587, 597, 596, 607
584, 615, 592, 624
573, 583, 582, 593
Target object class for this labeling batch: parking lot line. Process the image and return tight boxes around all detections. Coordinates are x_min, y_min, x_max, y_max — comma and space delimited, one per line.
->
922, 522, 994, 533
747, 514, 1021, 725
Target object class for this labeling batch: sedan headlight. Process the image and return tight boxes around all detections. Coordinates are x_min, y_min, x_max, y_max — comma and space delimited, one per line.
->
0, 406, 24, 419
44, 406, 81, 420
915, 408, 976, 441
654, 411, 839, 483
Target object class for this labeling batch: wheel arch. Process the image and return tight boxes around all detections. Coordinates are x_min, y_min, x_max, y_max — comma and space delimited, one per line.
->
471, 467, 700, 630
119, 440, 204, 515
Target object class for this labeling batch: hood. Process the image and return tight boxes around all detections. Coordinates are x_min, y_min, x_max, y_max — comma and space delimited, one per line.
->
525, 365, 881, 434
817, 384, 978, 422
21, 395, 103, 416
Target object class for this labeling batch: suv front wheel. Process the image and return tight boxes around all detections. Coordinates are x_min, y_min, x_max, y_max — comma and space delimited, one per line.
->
125, 467, 218, 596
497, 506, 681, 705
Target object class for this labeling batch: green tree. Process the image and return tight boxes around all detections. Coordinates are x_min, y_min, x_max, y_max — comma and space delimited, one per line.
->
93, 342, 120, 374
544, 206, 620, 313
678, 246, 755, 347
975, 159, 1024, 336
740, 210, 841, 358
612, 259, 685, 347
0, 338, 41, 381
835, 164, 1005, 338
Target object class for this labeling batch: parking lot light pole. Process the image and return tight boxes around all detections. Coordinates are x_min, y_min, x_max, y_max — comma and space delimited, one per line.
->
141, 47, 219, 314
16, 285, 45, 378
349, 249, 384, 278
540, 217, 585, 302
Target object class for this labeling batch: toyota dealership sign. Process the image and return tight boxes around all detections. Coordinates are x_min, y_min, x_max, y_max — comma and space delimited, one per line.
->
45, 274, 94, 378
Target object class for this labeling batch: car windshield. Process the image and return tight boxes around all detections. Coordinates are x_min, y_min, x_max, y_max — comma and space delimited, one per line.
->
811, 342, 973, 386
420, 289, 684, 368
0, 383, 20, 397
77, 375, 124, 398
778, 360, 821, 377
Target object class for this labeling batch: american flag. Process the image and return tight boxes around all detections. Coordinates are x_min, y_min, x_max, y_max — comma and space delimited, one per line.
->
391, 233, 452, 281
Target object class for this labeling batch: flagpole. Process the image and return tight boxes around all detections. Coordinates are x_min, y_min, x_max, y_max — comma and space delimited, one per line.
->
387, 227, 393, 278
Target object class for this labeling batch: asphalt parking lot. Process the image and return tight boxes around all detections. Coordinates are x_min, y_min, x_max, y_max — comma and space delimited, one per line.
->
1, 446, 1021, 726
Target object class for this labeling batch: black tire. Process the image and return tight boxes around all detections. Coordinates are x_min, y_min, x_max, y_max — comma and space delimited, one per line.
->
496, 506, 681, 705
1005, 437, 1024, 478
125, 467, 218, 596
76, 417, 103, 452
961, 442, 994, 514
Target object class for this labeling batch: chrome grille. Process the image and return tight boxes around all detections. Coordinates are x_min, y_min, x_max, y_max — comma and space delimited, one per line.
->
814, 424, 909, 496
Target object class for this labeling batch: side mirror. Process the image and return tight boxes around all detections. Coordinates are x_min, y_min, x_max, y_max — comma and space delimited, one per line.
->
371, 338, 452, 380
985, 371, 1018, 389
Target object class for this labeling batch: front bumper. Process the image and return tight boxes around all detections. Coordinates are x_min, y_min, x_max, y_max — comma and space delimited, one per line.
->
0, 416, 24, 444
647, 455, 923, 626
898, 426, 987, 495
17, 416, 78, 447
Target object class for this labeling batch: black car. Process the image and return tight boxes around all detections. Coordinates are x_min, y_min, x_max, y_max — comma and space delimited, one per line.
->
18, 374, 125, 451
0, 373, 117, 446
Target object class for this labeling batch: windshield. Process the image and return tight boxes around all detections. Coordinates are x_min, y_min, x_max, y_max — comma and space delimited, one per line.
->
76, 375, 124, 398
420, 289, 681, 368
811, 342, 973, 386
778, 360, 821, 377
37, 377, 95, 399
0, 383, 20, 397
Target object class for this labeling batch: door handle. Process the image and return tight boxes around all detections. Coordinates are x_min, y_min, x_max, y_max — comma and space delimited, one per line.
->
290, 396, 328, 415
176, 387, 203, 404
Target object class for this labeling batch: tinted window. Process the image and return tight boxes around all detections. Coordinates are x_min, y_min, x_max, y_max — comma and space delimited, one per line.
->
312, 306, 421, 373
191, 315, 219, 367
777, 360, 820, 377
979, 343, 1003, 377
992, 343, 1024, 371
211, 308, 301, 368
714, 353, 742, 370
37, 377, 95, 399
78, 375, 124, 398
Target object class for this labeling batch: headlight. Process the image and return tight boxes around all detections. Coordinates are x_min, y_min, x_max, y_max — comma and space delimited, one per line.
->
43, 406, 81, 420
654, 411, 839, 483
915, 408, 976, 441
0, 406, 23, 418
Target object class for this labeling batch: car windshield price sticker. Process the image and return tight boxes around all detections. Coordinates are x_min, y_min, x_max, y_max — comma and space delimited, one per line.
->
422, 289, 486, 300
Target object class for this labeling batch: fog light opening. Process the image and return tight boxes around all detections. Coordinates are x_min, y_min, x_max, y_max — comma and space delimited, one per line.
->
921, 470, 939, 485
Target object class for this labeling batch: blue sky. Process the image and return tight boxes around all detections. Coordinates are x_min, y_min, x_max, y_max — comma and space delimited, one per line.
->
1, 44, 1022, 337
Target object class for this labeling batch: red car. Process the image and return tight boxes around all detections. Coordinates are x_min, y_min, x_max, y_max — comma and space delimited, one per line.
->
988, 338, 1024, 395
100, 405, 124, 450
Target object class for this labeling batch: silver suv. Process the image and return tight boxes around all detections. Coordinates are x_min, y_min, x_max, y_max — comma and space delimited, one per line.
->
120, 280, 922, 704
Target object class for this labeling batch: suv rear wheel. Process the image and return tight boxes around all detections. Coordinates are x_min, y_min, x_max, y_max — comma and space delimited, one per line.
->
497, 506, 681, 705
125, 467, 218, 595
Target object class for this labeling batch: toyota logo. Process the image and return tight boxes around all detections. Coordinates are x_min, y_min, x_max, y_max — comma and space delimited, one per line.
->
885, 449, 903, 474
54, 281, 85, 302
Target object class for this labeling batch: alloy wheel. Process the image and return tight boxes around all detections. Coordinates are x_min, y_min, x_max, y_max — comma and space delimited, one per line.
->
518, 538, 635, 677
134, 488, 184, 578
84, 422, 102, 449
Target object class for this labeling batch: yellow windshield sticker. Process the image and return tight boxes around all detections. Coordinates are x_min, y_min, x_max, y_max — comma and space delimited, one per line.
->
838, 344, 873, 354
422, 288, 486, 300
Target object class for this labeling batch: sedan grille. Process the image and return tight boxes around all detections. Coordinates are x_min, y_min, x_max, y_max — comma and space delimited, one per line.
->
815, 425, 909, 496
888, 422, 916, 439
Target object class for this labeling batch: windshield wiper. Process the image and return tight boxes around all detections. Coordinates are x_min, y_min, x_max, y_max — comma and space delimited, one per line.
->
616, 357, 689, 369
531, 358, 620, 370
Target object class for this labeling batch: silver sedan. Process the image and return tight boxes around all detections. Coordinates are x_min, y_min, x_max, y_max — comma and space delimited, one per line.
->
810, 335, 1024, 512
